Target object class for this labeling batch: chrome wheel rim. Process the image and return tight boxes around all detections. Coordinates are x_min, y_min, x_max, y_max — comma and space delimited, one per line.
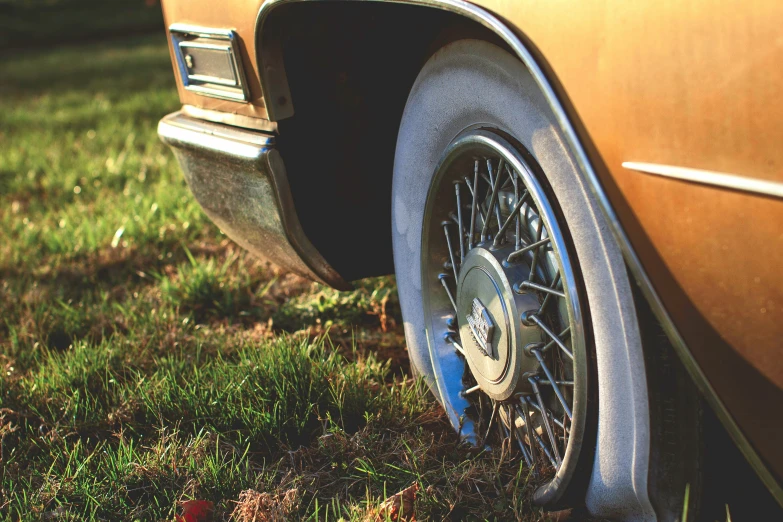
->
421, 128, 589, 504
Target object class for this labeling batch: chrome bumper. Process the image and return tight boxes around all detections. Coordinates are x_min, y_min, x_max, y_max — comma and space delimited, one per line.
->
158, 112, 349, 289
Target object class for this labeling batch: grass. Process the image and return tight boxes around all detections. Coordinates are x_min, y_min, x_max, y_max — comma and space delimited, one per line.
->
0, 34, 560, 521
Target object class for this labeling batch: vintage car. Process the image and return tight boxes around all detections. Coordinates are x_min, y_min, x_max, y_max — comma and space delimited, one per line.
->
156, 0, 783, 519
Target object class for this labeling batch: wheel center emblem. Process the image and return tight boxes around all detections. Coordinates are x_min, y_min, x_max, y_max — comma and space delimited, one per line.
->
467, 297, 495, 357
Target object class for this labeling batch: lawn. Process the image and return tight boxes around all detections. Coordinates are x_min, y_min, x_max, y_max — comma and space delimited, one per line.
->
0, 35, 556, 521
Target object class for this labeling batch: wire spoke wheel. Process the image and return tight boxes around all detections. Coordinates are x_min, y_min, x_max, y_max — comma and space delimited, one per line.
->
421, 128, 589, 504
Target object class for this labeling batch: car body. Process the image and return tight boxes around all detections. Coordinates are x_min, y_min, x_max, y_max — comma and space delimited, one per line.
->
157, 0, 783, 515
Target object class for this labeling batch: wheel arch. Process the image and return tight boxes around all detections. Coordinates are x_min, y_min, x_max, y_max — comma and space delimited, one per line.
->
255, 1, 507, 281
253, 0, 783, 509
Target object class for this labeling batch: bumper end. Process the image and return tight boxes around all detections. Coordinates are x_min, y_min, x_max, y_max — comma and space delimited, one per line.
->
158, 111, 349, 289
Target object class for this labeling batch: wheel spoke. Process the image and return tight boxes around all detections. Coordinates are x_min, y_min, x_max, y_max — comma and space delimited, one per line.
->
493, 190, 529, 247
530, 351, 573, 420
454, 182, 466, 263
517, 280, 565, 298
499, 413, 513, 453
529, 378, 562, 465
529, 220, 545, 282
526, 393, 568, 431
445, 333, 466, 356
438, 273, 458, 313
518, 400, 541, 475
480, 159, 505, 240
525, 404, 558, 467
463, 177, 487, 232
467, 159, 480, 248
484, 400, 500, 444
538, 379, 574, 388
528, 314, 573, 360
537, 272, 562, 315
540, 326, 571, 355
486, 158, 505, 232
442, 223, 459, 282
463, 384, 481, 396
507, 404, 534, 467
506, 236, 551, 263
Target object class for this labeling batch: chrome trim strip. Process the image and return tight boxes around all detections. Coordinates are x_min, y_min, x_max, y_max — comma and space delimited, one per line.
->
255, 0, 783, 505
185, 84, 246, 102
158, 114, 273, 155
170, 23, 235, 38
623, 161, 783, 199
181, 105, 278, 133
169, 24, 250, 102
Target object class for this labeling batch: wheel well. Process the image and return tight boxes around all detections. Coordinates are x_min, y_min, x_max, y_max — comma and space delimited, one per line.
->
261, 2, 507, 281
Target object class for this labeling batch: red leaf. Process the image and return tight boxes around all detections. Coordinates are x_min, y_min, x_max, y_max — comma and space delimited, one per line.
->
174, 500, 214, 522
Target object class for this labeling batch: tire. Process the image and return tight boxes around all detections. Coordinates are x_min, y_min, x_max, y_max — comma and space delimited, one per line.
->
391, 39, 702, 519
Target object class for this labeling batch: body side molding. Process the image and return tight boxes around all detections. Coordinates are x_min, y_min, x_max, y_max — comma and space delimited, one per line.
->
254, 0, 783, 505
623, 161, 783, 200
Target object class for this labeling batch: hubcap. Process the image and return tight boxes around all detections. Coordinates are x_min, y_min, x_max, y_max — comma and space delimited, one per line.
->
421, 129, 589, 505
457, 246, 543, 400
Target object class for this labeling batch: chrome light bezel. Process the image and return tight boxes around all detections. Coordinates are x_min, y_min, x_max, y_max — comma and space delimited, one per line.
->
169, 24, 250, 102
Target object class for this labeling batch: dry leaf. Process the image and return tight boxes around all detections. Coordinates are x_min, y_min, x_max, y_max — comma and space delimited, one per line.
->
375, 483, 419, 522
